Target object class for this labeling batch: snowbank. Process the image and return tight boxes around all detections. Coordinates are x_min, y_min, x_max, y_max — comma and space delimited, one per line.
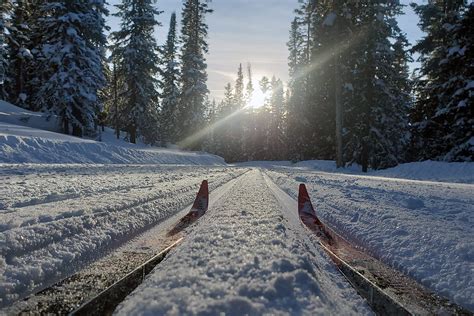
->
0, 101, 61, 133
0, 101, 225, 165
0, 129, 224, 164
239, 159, 474, 184
372, 160, 474, 184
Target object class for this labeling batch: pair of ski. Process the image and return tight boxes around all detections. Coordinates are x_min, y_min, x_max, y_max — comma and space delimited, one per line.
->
169, 181, 466, 315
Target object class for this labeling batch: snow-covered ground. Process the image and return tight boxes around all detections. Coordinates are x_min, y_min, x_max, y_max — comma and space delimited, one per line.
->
265, 167, 474, 310
238, 159, 474, 184
0, 164, 246, 307
115, 170, 371, 315
1, 101, 473, 313
0, 101, 224, 164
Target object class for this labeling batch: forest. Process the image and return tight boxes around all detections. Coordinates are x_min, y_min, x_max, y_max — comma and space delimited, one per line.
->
0, 0, 472, 170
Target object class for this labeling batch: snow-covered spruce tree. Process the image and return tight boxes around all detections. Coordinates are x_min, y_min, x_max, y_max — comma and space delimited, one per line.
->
227, 63, 244, 161
32, 1, 108, 137
286, 17, 307, 161
6, 0, 34, 108
245, 63, 254, 106
177, 0, 212, 150
241, 63, 255, 161
0, 0, 12, 100
342, 1, 411, 171
202, 97, 217, 153
269, 76, 286, 160
159, 12, 180, 146
19, 1, 45, 112
306, 1, 339, 161
111, 0, 161, 144
411, 1, 473, 162
213, 82, 234, 159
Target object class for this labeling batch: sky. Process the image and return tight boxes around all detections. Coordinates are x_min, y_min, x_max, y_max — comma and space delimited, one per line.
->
107, 0, 425, 102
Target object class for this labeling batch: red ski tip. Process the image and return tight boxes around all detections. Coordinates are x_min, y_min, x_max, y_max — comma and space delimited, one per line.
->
191, 180, 209, 216
298, 183, 316, 217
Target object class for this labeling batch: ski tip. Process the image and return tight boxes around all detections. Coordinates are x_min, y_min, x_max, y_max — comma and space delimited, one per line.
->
198, 180, 208, 196
298, 183, 315, 216
298, 183, 309, 203
191, 180, 209, 213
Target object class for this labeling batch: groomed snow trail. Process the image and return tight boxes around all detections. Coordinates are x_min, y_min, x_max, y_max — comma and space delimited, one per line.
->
115, 170, 371, 315
3, 174, 244, 314
0, 165, 246, 307
266, 168, 474, 311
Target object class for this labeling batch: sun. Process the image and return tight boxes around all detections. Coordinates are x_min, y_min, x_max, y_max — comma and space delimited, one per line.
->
247, 88, 268, 109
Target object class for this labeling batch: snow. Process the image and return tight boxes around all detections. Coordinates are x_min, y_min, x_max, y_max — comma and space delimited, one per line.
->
0, 101, 61, 133
1, 101, 473, 312
0, 101, 225, 165
0, 164, 246, 307
237, 159, 474, 184
115, 170, 371, 315
265, 167, 474, 310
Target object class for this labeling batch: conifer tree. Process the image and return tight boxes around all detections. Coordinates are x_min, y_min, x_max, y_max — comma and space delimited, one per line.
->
0, 0, 12, 100
6, 0, 34, 108
269, 76, 286, 160
214, 82, 234, 158
111, 0, 161, 144
227, 63, 244, 160
342, 1, 410, 170
21, 1, 44, 111
411, 1, 473, 161
234, 63, 245, 108
160, 12, 180, 146
286, 17, 307, 161
105, 57, 128, 139
177, 0, 212, 149
242, 63, 255, 160
245, 63, 254, 105
33, 1, 108, 137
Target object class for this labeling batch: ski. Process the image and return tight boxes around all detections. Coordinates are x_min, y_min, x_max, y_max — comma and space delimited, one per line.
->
168, 180, 209, 236
298, 184, 334, 245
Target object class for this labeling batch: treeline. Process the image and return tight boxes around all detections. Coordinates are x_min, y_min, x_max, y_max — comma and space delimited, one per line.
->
0, 0, 212, 148
203, 1, 473, 167
203, 64, 287, 162
1, 1, 472, 169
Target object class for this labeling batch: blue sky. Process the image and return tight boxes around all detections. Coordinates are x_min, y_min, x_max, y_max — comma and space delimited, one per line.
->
107, 0, 425, 101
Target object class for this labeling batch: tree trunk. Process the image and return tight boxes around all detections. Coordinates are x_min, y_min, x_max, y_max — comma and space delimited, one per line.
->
334, 40, 343, 168
113, 61, 120, 140
129, 125, 137, 144
72, 124, 82, 137
361, 140, 368, 173
63, 117, 69, 135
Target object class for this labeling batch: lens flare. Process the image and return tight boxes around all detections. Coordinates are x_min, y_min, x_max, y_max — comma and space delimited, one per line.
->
248, 88, 268, 109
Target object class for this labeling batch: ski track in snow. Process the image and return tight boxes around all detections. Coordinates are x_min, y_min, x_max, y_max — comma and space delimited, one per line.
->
265, 168, 474, 311
0, 164, 247, 307
115, 170, 372, 315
